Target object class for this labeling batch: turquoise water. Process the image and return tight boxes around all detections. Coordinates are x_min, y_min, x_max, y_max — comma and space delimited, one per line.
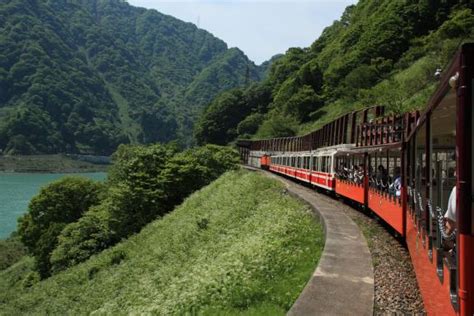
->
0, 172, 106, 239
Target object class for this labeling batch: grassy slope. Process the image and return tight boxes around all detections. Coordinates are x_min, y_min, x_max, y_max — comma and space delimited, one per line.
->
0, 170, 323, 315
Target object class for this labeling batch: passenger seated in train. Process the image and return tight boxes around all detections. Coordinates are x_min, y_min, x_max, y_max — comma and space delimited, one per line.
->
354, 164, 365, 184
376, 165, 388, 190
389, 167, 401, 197
444, 186, 457, 235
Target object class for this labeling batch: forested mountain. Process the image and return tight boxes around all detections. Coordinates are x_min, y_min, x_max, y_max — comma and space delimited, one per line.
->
0, 0, 263, 155
195, 0, 474, 145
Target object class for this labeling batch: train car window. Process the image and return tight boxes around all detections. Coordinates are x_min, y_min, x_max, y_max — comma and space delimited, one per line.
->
369, 153, 376, 187
415, 121, 427, 229
322, 157, 327, 173
388, 149, 401, 200
430, 89, 456, 215
375, 151, 389, 193
430, 88, 456, 253
409, 137, 416, 211
336, 156, 343, 178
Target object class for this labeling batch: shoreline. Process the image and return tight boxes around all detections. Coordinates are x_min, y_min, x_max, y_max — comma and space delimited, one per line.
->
0, 155, 110, 174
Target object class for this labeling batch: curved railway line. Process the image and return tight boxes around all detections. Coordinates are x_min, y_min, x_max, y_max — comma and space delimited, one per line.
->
238, 43, 474, 315
250, 167, 424, 314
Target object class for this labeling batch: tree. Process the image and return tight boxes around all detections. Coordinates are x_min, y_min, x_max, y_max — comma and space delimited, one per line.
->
17, 177, 103, 277
51, 144, 239, 271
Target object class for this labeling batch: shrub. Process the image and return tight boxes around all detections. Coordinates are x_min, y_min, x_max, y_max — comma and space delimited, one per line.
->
51, 144, 239, 271
17, 177, 104, 277
50, 204, 115, 273
0, 237, 27, 271
21, 271, 40, 289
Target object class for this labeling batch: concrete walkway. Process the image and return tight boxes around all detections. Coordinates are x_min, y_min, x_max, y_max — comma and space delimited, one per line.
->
252, 168, 374, 315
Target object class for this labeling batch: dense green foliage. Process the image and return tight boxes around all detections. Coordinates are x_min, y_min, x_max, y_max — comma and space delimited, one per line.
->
49, 144, 238, 273
0, 0, 264, 154
0, 236, 27, 271
11, 144, 237, 277
195, 82, 273, 145
17, 177, 104, 277
0, 170, 323, 315
196, 0, 474, 143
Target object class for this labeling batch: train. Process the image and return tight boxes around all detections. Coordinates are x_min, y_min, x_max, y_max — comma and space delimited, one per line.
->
237, 43, 474, 315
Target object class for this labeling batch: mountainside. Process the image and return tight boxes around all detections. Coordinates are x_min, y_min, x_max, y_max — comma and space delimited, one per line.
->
0, 0, 263, 155
195, 0, 474, 145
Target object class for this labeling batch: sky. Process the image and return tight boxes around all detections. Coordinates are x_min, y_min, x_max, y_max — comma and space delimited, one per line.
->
127, 0, 357, 64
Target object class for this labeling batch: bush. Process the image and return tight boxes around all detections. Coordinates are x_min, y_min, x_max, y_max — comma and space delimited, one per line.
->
0, 237, 27, 271
255, 113, 299, 139
50, 205, 114, 273
17, 177, 104, 277
237, 113, 264, 136
161, 145, 240, 206
51, 144, 239, 271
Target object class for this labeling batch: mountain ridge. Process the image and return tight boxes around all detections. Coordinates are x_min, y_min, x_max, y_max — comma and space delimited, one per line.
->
0, 0, 265, 154
194, 0, 474, 145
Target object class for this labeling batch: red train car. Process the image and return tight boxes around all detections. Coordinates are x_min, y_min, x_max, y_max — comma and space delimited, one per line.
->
238, 43, 474, 315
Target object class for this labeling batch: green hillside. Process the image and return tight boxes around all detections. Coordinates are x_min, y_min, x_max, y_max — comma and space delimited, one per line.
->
195, 0, 474, 144
0, 170, 323, 315
0, 0, 264, 155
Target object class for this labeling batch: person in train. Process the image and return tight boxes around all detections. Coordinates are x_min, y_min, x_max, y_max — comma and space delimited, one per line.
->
389, 167, 401, 197
355, 164, 365, 184
444, 186, 457, 235
376, 165, 388, 190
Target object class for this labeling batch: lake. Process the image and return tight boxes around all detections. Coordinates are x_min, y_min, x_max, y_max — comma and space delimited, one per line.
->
0, 172, 106, 239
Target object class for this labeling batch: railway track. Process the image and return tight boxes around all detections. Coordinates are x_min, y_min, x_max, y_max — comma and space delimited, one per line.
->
250, 167, 424, 314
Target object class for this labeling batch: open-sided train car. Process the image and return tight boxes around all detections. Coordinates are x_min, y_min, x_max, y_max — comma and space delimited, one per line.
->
237, 43, 474, 315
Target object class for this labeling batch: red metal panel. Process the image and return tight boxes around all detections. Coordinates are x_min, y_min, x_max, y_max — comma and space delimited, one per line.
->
310, 172, 335, 190
335, 180, 365, 204
295, 168, 311, 183
406, 209, 456, 316
368, 188, 404, 235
